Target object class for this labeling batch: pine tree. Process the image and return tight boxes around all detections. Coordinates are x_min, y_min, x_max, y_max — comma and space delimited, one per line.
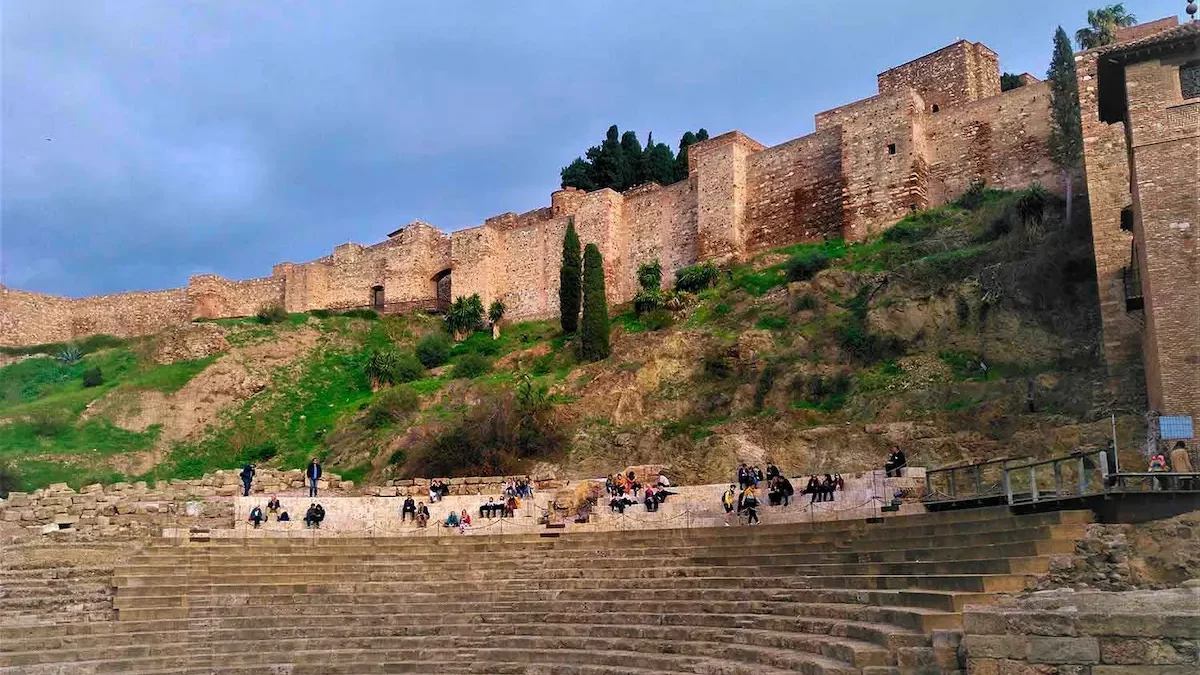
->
560, 157, 596, 191
1047, 27, 1083, 227
675, 131, 699, 182
619, 130, 643, 189
643, 141, 677, 185
559, 217, 583, 334
592, 125, 625, 190
579, 243, 611, 361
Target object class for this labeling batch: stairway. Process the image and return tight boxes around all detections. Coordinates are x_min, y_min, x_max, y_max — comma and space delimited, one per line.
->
0, 506, 1091, 675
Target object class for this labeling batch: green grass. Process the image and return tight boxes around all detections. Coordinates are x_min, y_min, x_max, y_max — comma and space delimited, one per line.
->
408, 377, 447, 396
7, 460, 127, 493
332, 462, 372, 485
124, 355, 218, 393
755, 314, 789, 331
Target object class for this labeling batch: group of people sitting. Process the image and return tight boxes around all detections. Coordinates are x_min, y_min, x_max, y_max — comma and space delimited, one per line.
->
722, 464, 848, 524
608, 471, 676, 514
427, 479, 451, 503
803, 474, 845, 503
1147, 441, 1195, 489
479, 495, 521, 518
503, 478, 534, 500
247, 495, 292, 527
400, 496, 432, 527
443, 509, 472, 533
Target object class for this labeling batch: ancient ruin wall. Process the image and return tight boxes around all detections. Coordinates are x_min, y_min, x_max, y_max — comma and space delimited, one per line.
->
2, 37, 1065, 346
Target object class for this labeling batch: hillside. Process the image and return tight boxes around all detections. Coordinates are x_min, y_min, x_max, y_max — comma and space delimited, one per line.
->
0, 186, 1150, 493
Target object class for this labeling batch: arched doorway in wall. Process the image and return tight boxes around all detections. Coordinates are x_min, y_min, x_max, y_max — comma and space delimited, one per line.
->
371, 285, 385, 310
431, 269, 451, 313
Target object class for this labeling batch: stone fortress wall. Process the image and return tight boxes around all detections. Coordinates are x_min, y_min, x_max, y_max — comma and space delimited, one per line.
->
1, 38, 1062, 347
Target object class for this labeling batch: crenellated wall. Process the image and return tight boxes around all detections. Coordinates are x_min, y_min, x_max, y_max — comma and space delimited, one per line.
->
4, 35, 1077, 346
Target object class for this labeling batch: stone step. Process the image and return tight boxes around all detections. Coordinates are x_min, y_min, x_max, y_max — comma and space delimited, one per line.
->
0, 639, 862, 675
112, 555, 1051, 590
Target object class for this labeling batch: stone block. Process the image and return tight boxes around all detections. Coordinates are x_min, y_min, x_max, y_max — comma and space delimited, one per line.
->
964, 611, 1009, 635
964, 635, 1030, 660
1028, 637, 1100, 664
1100, 638, 1198, 666
1, 510, 20, 522
1093, 667, 1198, 675
378, 487, 398, 498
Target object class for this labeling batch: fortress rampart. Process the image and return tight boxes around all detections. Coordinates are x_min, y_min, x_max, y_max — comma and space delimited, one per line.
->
1, 38, 1060, 347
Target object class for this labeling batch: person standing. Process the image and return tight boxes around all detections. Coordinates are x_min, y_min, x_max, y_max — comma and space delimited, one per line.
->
239, 463, 256, 497
306, 458, 322, 498
885, 447, 907, 477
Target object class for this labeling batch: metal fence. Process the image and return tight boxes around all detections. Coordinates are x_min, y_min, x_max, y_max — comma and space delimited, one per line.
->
923, 456, 1027, 505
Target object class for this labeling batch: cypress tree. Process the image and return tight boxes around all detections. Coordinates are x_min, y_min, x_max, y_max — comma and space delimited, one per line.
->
579, 243, 611, 362
559, 218, 582, 334
619, 130, 644, 189
1047, 27, 1083, 227
674, 131, 699, 182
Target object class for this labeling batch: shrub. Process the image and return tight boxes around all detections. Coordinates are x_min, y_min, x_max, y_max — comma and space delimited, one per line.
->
530, 353, 554, 376
340, 308, 379, 320
954, 179, 990, 210
365, 349, 422, 386
632, 289, 663, 316
236, 442, 278, 464
755, 314, 789, 331
882, 219, 937, 243
456, 332, 501, 356
642, 309, 674, 331
415, 333, 453, 368
388, 449, 407, 466
1016, 184, 1049, 226
0, 462, 19, 497
310, 309, 332, 319
785, 250, 830, 282
29, 410, 69, 438
753, 362, 781, 411
794, 373, 852, 412
488, 299, 506, 325
674, 261, 720, 292
55, 346, 82, 365
834, 318, 904, 363
256, 303, 288, 324
452, 353, 492, 379
637, 259, 663, 291
792, 293, 819, 312
579, 244, 611, 362
366, 385, 419, 428
446, 294, 485, 337
82, 367, 104, 388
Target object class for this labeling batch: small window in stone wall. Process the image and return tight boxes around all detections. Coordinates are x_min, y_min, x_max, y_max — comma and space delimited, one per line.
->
1182, 61, 1200, 100
887, 143, 897, 155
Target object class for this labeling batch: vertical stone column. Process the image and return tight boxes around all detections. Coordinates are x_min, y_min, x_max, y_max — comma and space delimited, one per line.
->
691, 132, 765, 262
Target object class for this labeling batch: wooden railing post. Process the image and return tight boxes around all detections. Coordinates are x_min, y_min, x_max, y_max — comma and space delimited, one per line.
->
974, 464, 982, 496
1054, 462, 1063, 497
1029, 466, 1039, 503
1098, 450, 1109, 492
1078, 455, 1088, 495
948, 470, 957, 499
1004, 467, 1013, 505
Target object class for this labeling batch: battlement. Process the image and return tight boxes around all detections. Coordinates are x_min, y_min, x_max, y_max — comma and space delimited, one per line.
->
2, 36, 1063, 347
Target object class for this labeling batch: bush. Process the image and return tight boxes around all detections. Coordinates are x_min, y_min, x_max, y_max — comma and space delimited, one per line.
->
753, 362, 781, 410
415, 333, 453, 368
792, 294, 819, 312
366, 385, 419, 428
637, 259, 663, 291
0, 462, 19, 497
310, 309, 332, 319
882, 219, 937, 243
642, 309, 674, 331
55, 346, 82, 365
365, 350, 424, 386
451, 353, 492, 379
674, 261, 720, 292
446, 294, 485, 337
82, 367, 104, 388
394, 353, 425, 383
785, 251, 830, 282
256, 303, 288, 324
29, 410, 69, 438
834, 318, 904, 363
236, 442, 278, 464
632, 289, 663, 316
954, 179, 990, 210
488, 299, 506, 325
340, 308, 379, 320
1016, 184, 1049, 226
388, 449, 407, 466
755, 314, 789, 331
793, 373, 852, 412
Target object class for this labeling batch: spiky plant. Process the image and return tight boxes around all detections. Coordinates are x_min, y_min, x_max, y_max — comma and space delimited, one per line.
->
56, 346, 82, 365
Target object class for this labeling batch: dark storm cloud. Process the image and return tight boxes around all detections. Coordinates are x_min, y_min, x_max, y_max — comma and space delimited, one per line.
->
1, 1, 1185, 296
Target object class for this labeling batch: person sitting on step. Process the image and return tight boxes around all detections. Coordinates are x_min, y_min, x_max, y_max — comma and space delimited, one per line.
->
806, 475, 821, 503
278, 510, 290, 522
479, 497, 496, 518
656, 472, 671, 489
458, 509, 471, 534
821, 474, 836, 502
303, 503, 325, 529
504, 495, 518, 518
833, 474, 845, 491
766, 463, 780, 482
885, 446, 908, 477
444, 510, 459, 528
249, 506, 265, 528
401, 496, 417, 522
609, 495, 637, 513
1170, 441, 1194, 490
266, 495, 281, 516
415, 502, 429, 528
643, 486, 658, 512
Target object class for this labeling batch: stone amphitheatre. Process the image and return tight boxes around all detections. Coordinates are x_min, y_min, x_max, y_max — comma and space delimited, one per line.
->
2, 10, 1199, 675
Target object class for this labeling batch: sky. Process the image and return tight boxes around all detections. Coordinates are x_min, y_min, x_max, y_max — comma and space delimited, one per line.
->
1, 0, 1188, 297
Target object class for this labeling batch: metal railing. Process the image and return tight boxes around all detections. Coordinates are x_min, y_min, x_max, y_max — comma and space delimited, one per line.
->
923, 456, 1028, 505
1003, 449, 1109, 505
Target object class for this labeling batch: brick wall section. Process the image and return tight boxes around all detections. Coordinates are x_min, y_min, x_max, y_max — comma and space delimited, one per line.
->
1079, 45, 1145, 366
925, 81, 1060, 204
3, 36, 1069, 346
1123, 56, 1199, 421
744, 127, 844, 252
962, 588, 1200, 675
878, 40, 1000, 112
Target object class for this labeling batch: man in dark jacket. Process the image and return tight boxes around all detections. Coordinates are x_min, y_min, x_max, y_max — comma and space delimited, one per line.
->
306, 458, 322, 497
401, 496, 417, 522
240, 463, 256, 497
885, 447, 907, 477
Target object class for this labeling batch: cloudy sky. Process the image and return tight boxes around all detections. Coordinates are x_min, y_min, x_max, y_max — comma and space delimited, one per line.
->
1, 0, 1186, 297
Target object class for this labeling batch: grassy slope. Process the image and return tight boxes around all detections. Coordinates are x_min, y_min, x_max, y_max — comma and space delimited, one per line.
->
0, 188, 1146, 492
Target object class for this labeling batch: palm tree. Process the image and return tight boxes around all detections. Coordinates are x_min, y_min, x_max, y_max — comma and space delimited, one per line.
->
1075, 4, 1137, 50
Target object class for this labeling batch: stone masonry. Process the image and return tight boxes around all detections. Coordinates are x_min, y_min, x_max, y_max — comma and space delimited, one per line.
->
3, 37, 1061, 347
1084, 19, 1200, 430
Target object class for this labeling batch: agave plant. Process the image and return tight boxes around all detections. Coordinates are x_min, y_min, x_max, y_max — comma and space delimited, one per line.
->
55, 346, 83, 365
